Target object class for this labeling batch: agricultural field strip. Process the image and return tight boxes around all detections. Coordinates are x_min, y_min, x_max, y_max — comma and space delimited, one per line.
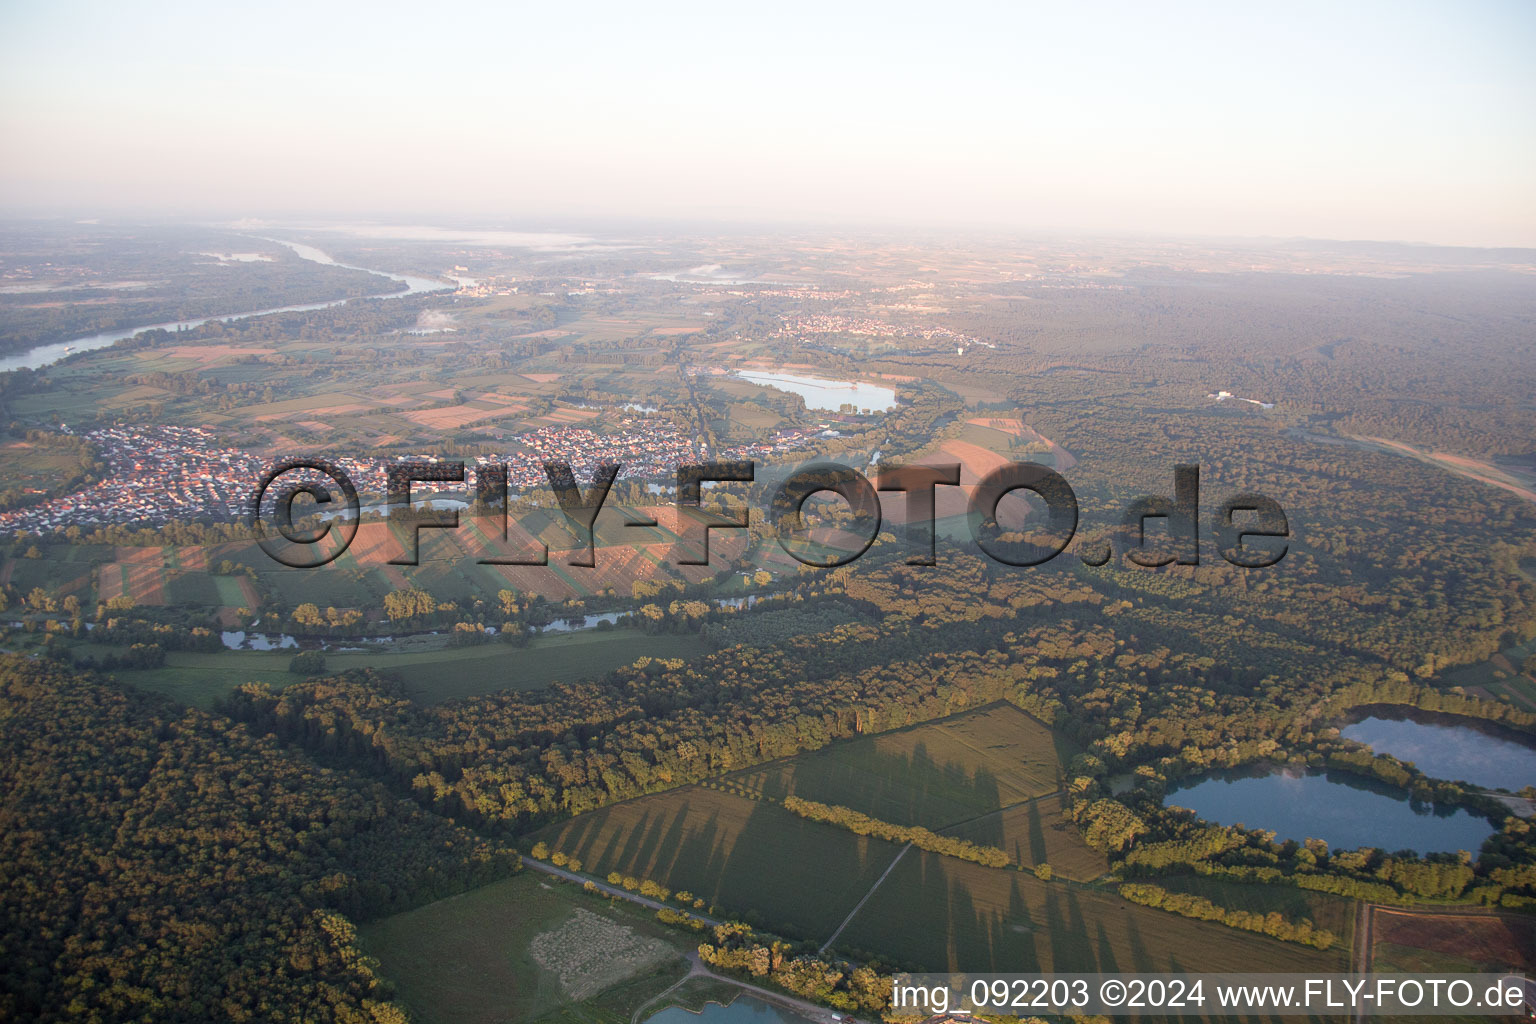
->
818, 842, 913, 954
540, 784, 913, 939
1365, 904, 1533, 972
832, 849, 1345, 974
931, 718, 1056, 781
720, 777, 1071, 868
929, 788, 1067, 837
728, 710, 1068, 831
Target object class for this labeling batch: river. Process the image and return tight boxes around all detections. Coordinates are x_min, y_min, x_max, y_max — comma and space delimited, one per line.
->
220, 594, 765, 650
0, 239, 452, 373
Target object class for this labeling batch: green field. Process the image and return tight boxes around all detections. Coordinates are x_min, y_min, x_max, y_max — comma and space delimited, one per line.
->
1, 551, 95, 595
1154, 873, 1358, 941
833, 850, 1349, 973
729, 703, 1078, 830
1438, 635, 1536, 711
380, 629, 708, 704
537, 785, 908, 940
361, 872, 691, 1024
941, 792, 1109, 880
102, 651, 295, 706
0, 440, 84, 496
97, 627, 708, 707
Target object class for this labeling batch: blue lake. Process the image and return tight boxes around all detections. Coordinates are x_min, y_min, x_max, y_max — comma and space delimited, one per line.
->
733, 370, 896, 413
645, 995, 813, 1024
1165, 767, 1495, 855
1341, 714, 1536, 792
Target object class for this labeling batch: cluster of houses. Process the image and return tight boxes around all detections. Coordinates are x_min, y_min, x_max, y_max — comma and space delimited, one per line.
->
774, 313, 983, 349
0, 425, 271, 532
0, 419, 817, 534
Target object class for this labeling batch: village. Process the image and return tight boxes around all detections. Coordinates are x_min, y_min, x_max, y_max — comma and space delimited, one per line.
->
0, 419, 817, 534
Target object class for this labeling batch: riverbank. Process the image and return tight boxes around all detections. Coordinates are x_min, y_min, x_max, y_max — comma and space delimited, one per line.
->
0, 238, 452, 373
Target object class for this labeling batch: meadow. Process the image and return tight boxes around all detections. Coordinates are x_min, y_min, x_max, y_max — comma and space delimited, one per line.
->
361, 872, 692, 1024
84, 627, 708, 708
727, 703, 1077, 830
1153, 873, 1357, 942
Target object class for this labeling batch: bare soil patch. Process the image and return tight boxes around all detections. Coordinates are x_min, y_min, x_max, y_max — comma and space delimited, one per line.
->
527, 908, 675, 1000
1373, 909, 1536, 972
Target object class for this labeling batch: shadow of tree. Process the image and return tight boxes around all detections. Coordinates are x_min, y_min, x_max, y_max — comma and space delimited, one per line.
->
756, 737, 1007, 833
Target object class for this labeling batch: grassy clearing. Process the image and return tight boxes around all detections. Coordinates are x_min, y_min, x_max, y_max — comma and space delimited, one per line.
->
97, 627, 707, 708
537, 785, 907, 940
729, 703, 1076, 830
1152, 873, 1357, 941
376, 629, 708, 704
107, 657, 296, 707
0, 441, 81, 494
1, 553, 94, 594
1439, 636, 1536, 710
360, 872, 691, 1024
833, 850, 1346, 973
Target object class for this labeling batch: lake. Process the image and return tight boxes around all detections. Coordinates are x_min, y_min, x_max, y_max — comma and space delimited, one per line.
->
644, 995, 813, 1024
1165, 766, 1495, 854
733, 370, 896, 413
1341, 713, 1536, 792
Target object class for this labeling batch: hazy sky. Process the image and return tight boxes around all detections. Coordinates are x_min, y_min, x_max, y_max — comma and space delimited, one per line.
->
2, 1, 1533, 245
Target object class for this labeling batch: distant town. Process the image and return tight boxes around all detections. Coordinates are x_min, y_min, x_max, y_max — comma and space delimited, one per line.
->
0, 419, 817, 533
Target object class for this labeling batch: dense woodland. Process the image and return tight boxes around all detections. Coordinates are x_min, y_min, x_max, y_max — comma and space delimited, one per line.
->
0, 656, 517, 1024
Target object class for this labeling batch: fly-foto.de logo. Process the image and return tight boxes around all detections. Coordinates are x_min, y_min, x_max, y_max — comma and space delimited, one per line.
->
250, 459, 1288, 572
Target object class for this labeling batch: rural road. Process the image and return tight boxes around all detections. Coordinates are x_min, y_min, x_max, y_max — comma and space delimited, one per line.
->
519, 855, 726, 928
630, 955, 712, 1024
1352, 902, 1374, 1024
521, 856, 854, 1024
